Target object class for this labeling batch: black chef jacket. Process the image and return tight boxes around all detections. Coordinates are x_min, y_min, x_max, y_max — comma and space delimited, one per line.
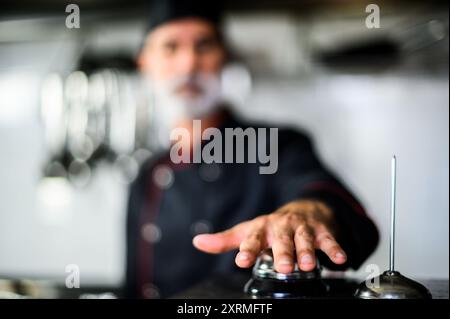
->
125, 111, 379, 298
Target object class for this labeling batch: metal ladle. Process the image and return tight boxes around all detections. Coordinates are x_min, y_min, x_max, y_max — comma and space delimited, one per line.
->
354, 156, 432, 299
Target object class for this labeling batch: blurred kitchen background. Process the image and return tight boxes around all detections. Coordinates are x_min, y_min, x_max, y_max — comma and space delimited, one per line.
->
0, 0, 448, 295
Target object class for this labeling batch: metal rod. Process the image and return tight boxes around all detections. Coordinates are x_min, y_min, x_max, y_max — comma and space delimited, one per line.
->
390, 155, 397, 272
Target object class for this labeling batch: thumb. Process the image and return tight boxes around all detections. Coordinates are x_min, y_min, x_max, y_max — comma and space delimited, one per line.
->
193, 224, 245, 254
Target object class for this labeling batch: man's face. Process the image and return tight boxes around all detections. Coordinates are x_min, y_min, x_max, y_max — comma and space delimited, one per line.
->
138, 18, 225, 103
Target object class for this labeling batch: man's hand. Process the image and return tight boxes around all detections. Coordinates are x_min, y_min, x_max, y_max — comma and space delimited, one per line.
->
193, 200, 347, 274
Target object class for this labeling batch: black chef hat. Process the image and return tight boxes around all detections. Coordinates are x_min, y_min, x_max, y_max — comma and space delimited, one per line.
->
146, 0, 223, 33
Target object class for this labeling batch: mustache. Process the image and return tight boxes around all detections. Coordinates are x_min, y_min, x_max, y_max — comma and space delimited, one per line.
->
165, 74, 213, 94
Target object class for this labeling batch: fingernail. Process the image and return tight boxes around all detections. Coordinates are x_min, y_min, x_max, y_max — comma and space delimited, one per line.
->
192, 236, 201, 245
279, 258, 292, 265
335, 252, 346, 259
301, 254, 313, 264
238, 252, 250, 261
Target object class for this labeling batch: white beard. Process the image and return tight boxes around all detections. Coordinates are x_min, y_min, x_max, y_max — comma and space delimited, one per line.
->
151, 73, 223, 149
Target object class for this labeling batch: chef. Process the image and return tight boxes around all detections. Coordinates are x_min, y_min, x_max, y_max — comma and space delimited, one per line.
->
125, 0, 379, 298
